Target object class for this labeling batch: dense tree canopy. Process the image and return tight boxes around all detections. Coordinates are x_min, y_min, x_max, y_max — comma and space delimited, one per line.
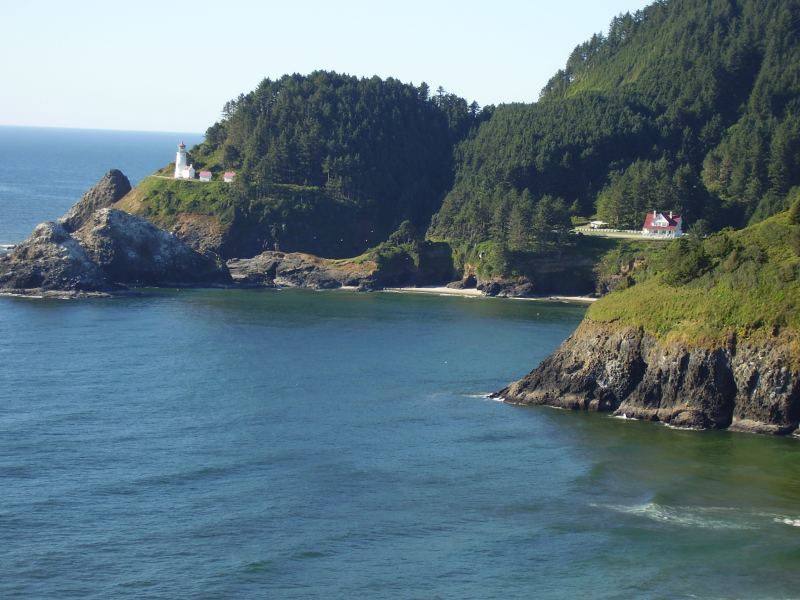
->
143, 0, 800, 260
189, 71, 488, 257
428, 94, 657, 242
430, 0, 800, 244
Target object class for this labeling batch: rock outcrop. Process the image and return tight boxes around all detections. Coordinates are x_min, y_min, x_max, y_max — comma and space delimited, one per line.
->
455, 253, 603, 299
0, 221, 107, 293
447, 274, 477, 290
60, 169, 132, 232
494, 320, 800, 435
227, 251, 379, 290
226, 241, 457, 291
0, 173, 230, 296
74, 208, 231, 287
477, 277, 537, 298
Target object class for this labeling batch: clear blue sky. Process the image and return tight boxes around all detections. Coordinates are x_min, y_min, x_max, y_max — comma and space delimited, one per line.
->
1, 0, 652, 133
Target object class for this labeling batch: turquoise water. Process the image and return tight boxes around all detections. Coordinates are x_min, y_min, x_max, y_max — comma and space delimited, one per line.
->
2, 128, 800, 598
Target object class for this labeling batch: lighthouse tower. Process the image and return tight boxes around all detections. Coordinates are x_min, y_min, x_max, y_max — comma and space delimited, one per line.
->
174, 142, 188, 178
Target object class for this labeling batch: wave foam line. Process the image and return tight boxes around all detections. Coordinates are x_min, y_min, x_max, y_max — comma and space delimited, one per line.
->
592, 502, 755, 530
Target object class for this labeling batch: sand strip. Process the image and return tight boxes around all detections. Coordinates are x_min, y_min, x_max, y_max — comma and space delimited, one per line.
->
382, 286, 597, 303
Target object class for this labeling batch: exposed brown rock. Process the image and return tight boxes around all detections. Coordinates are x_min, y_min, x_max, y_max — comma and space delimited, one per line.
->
227, 251, 378, 290
169, 214, 225, 256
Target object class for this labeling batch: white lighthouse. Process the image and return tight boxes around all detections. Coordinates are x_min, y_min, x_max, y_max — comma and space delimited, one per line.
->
174, 142, 196, 179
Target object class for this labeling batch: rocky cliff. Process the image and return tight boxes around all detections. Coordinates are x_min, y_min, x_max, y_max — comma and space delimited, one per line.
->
494, 206, 800, 435
60, 169, 132, 232
494, 320, 800, 435
0, 172, 230, 296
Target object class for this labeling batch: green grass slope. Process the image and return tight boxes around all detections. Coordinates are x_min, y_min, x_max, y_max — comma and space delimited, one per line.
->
118, 177, 235, 227
588, 202, 800, 349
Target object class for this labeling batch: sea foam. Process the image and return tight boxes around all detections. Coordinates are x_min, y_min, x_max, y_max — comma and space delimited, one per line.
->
592, 502, 755, 530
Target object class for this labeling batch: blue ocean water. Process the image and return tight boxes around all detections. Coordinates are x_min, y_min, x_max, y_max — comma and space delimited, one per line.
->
0, 126, 202, 244
2, 129, 800, 599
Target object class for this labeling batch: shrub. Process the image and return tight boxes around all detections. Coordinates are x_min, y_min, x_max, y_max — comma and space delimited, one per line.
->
790, 194, 800, 225
662, 237, 709, 286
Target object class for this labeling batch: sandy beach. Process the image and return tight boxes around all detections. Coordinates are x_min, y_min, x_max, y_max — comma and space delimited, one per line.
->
382, 286, 597, 304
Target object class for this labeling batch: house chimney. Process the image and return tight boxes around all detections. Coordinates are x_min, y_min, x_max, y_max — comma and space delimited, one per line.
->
653, 210, 657, 217
669, 210, 673, 218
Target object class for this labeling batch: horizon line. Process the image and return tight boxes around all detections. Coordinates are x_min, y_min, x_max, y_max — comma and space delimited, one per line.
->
0, 123, 204, 136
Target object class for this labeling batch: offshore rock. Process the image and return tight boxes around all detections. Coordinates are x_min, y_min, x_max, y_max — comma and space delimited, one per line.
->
0, 172, 230, 296
494, 320, 800, 435
59, 169, 132, 232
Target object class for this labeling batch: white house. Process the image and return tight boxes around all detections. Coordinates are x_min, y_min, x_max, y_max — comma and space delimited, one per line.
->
174, 142, 196, 179
199, 171, 213, 182
223, 171, 236, 183
642, 210, 683, 237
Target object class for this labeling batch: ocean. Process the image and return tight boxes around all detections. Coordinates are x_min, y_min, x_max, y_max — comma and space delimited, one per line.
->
2, 127, 800, 599
0, 126, 203, 245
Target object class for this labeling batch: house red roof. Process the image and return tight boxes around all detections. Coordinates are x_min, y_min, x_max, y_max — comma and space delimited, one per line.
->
223, 171, 236, 177
643, 211, 682, 231
199, 171, 212, 176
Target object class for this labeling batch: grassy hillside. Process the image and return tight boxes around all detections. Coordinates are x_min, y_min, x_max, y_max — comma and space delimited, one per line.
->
589, 201, 800, 346
117, 177, 235, 227
119, 175, 373, 258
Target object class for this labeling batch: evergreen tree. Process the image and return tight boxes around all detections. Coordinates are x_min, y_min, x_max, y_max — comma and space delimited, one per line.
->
430, 0, 800, 245
187, 71, 487, 257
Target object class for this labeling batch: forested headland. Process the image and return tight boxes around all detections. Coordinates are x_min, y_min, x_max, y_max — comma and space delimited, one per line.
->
149, 72, 490, 258
430, 0, 800, 247
122, 0, 800, 287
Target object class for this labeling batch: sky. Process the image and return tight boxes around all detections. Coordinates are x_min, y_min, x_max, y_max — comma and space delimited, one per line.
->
0, 0, 653, 133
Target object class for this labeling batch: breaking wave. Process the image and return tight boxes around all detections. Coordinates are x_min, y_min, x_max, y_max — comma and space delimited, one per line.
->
592, 502, 756, 530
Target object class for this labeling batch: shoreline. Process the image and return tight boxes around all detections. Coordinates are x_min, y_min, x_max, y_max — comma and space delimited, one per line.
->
0, 283, 598, 304
380, 286, 597, 304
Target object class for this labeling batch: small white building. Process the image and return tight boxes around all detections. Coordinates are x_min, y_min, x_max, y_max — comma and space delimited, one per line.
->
223, 171, 236, 183
642, 210, 683, 238
174, 142, 196, 179
199, 171, 213, 182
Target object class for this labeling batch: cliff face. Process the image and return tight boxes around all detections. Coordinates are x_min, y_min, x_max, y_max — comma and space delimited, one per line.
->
495, 320, 800, 435
0, 172, 230, 296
